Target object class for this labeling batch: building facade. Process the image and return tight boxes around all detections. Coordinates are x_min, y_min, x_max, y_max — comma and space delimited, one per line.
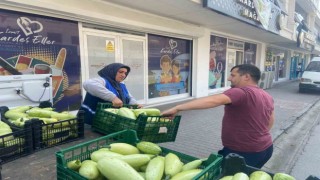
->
0, 0, 319, 110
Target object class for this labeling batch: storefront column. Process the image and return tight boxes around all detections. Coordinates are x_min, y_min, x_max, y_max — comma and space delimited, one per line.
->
193, 28, 211, 98
288, 50, 294, 79
257, 43, 267, 71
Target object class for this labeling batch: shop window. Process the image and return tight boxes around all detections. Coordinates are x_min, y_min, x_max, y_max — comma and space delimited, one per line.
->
209, 35, 227, 89
147, 34, 192, 98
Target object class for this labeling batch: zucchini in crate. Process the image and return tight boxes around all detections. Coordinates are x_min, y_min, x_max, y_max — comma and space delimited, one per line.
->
0, 121, 14, 142
136, 141, 162, 155
26, 108, 59, 118
4, 111, 28, 120
117, 154, 152, 169
56, 130, 223, 180
97, 156, 144, 180
79, 160, 101, 180
118, 107, 136, 119
145, 156, 165, 180
164, 153, 184, 178
171, 169, 203, 180
109, 142, 140, 155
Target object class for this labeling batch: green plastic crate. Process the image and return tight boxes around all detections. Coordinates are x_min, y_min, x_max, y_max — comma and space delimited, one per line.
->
56, 130, 223, 180
92, 103, 181, 143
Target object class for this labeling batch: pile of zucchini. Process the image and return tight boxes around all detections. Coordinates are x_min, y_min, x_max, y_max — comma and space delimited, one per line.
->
104, 107, 162, 120
4, 105, 78, 146
4, 106, 76, 127
220, 171, 296, 180
67, 141, 207, 180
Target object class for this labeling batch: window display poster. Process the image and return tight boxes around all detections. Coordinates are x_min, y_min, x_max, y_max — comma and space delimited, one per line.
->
0, 9, 81, 111
209, 35, 227, 89
244, 42, 257, 65
148, 34, 191, 98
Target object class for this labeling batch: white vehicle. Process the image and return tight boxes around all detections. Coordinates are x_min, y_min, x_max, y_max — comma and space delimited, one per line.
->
299, 58, 320, 93
0, 74, 53, 108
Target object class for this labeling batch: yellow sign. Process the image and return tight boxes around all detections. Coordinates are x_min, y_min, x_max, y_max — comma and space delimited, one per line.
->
106, 41, 115, 52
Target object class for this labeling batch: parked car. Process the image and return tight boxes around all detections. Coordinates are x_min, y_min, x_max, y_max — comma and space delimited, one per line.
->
299, 58, 320, 93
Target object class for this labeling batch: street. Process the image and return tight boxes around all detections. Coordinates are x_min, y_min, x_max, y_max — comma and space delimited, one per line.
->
289, 101, 320, 179
1, 80, 320, 179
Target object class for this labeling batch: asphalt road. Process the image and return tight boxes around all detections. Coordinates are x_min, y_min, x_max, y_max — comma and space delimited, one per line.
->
1, 80, 320, 179
289, 101, 320, 179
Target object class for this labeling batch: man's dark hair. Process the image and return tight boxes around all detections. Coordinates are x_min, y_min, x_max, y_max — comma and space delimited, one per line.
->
231, 64, 261, 83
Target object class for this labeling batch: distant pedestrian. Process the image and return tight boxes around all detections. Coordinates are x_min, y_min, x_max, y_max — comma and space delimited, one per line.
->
296, 63, 302, 78
161, 64, 275, 168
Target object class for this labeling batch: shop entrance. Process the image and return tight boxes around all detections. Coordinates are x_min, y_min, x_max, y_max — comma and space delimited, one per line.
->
227, 49, 243, 86
81, 28, 146, 103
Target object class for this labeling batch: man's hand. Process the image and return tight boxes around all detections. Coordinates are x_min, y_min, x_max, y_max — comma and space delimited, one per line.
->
161, 107, 179, 118
112, 97, 123, 107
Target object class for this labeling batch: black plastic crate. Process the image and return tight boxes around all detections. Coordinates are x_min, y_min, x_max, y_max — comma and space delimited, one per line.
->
0, 121, 33, 164
32, 111, 84, 150
1, 106, 84, 151
92, 103, 181, 143
219, 153, 274, 177
219, 153, 301, 179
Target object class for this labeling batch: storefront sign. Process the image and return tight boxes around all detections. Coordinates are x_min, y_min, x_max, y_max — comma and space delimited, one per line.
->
304, 32, 316, 45
203, 0, 281, 34
253, 0, 272, 29
228, 39, 244, 50
147, 34, 191, 98
0, 9, 81, 111
238, 0, 259, 22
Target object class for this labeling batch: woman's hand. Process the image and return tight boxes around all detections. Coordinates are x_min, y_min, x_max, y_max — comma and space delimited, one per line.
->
112, 97, 123, 107
136, 104, 143, 108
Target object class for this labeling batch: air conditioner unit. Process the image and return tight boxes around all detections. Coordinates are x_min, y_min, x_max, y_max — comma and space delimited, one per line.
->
259, 71, 269, 89
267, 71, 275, 89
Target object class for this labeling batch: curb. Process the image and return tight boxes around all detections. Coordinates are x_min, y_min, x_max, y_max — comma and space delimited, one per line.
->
262, 99, 320, 174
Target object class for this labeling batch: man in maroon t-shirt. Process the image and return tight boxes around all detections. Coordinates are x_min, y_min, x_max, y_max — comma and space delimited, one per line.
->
161, 64, 274, 168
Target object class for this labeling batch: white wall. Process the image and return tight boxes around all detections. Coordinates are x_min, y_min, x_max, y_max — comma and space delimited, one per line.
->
193, 28, 211, 98
1, 0, 204, 38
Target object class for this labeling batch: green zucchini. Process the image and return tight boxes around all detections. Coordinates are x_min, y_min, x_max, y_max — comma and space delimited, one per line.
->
79, 160, 100, 179
232, 172, 249, 180
109, 142, 140, 155
97, 156, 144, 180
171, 169, 202, 180
145, 156, 165, 180
165, 153, 184, 178
118, 107, 136, 119
136, 141, 162, 155
117, 154, 151, 169
249, 171, 272, 180
181, 159, 204, 171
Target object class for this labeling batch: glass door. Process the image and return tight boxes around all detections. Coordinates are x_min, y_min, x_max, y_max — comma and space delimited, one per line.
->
236, 51, 244, 65
83, 32, 117, 79
121, 36, 146, 102
82, 29, 146, 103
227, 49, 236, 86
